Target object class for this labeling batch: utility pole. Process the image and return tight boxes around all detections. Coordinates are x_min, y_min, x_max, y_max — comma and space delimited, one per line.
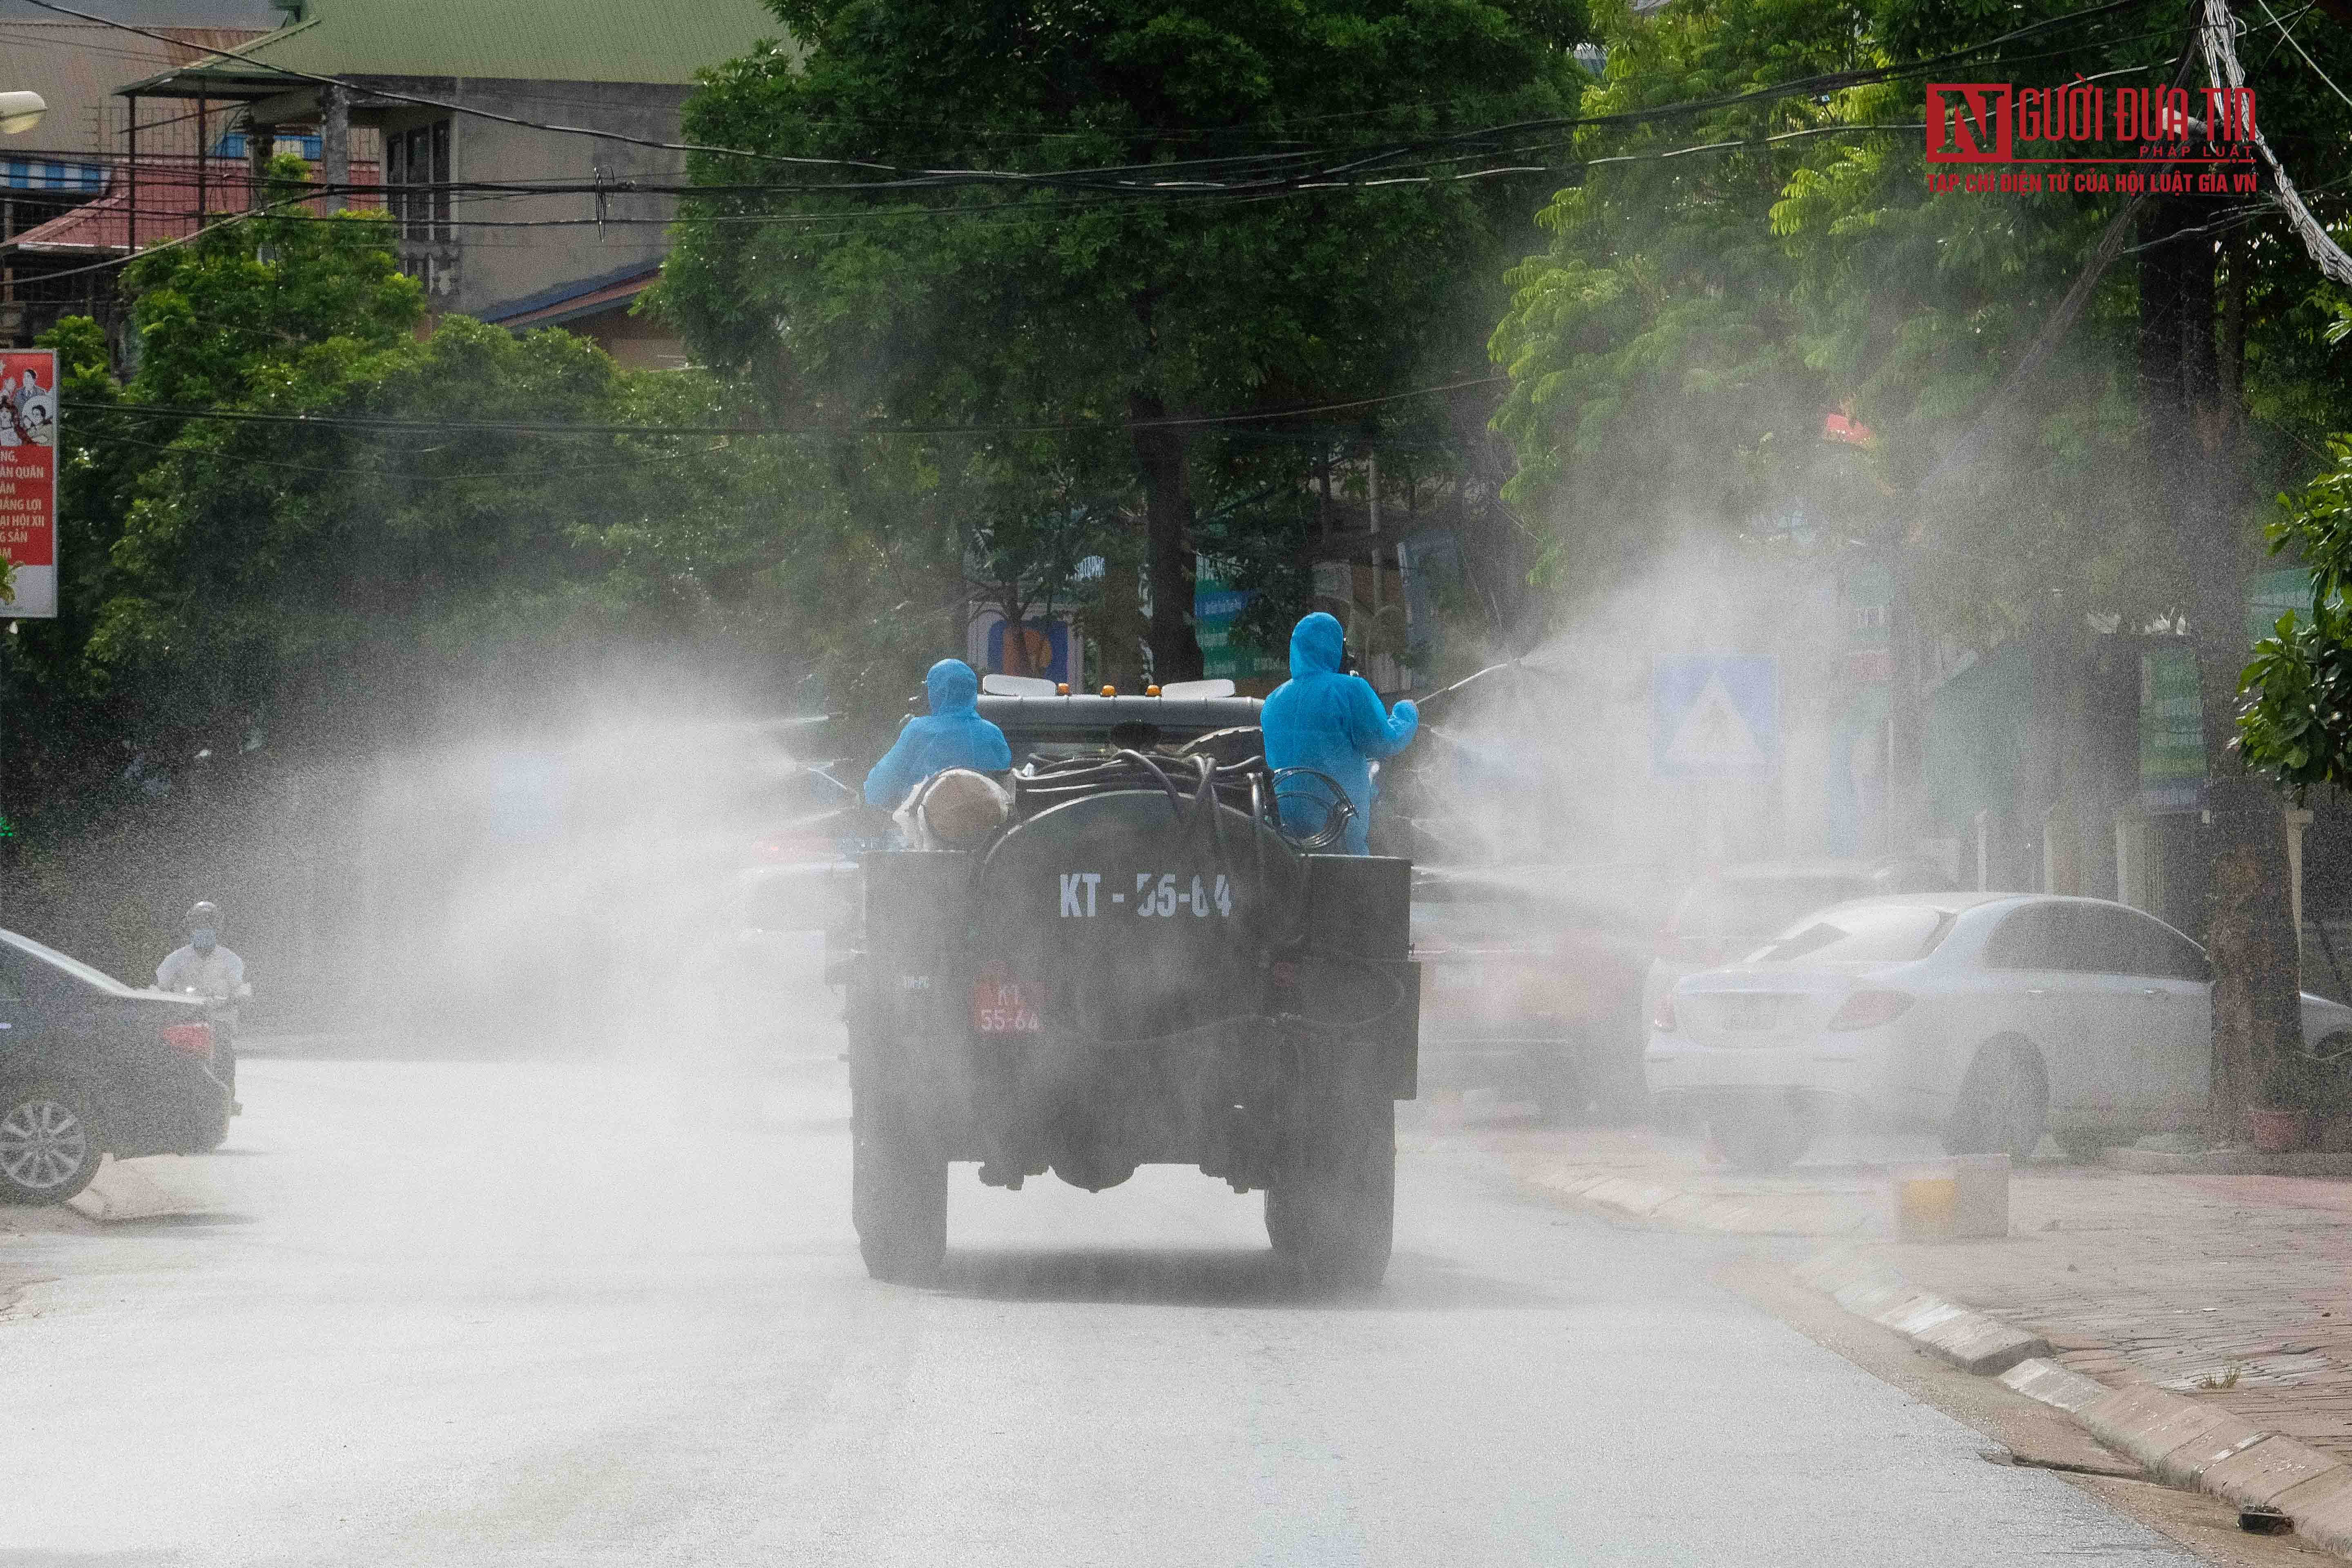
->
320, 83, 350, 214
248, 119, 276, 190
125, 92, 138, 258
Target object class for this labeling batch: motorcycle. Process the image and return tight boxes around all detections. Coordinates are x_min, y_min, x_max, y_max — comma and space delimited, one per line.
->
172, 981, 252, 1126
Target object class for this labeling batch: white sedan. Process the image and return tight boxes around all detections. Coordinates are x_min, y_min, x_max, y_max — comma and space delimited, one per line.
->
1644, 892, 2352, 1169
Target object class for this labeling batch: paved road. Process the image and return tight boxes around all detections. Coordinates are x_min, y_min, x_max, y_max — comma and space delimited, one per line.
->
1, 1053, 2210, 1567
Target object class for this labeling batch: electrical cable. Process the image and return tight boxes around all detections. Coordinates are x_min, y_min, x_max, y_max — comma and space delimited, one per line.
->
11, 2, 2255, 216
2198, 0, 2352, 284
0, 0, 2263, 291
15, 0, 900, 176
13, 0, 2167, 197
73, 424, 736, 481
67, 376, 1508, 441
2251, 0, 2323, 69
2251, 0, 2352, 109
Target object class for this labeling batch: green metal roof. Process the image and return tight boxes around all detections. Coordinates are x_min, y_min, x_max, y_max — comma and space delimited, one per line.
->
134, 0, 788, 93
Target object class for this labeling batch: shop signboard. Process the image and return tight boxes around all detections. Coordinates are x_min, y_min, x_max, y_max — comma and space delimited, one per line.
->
2139, 644, 2204, 812
1194, 562, 1284, 683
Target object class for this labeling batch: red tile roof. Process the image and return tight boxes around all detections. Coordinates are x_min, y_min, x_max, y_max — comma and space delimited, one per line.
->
5, 155, 381, 255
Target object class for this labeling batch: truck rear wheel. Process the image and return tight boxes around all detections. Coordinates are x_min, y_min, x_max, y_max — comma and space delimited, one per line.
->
852, 1087, 947, 1285
1267, 1070, 1394, 1289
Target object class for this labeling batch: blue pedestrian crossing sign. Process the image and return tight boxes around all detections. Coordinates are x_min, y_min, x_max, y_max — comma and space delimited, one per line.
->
1651, 655, 1780, 781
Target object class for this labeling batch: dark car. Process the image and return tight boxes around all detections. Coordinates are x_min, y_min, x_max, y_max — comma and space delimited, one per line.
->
1410, 861, 1681, 1121
0, 929, 229, 1204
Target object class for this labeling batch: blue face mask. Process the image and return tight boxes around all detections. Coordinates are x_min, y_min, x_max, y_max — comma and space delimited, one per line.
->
191, 929, 217, 953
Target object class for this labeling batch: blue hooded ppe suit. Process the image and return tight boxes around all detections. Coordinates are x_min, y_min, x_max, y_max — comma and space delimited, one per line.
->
1261, 612, 1418, 854
863, 659, 1013, 808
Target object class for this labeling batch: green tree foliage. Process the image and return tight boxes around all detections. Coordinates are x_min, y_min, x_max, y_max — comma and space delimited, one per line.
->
7, 174, 824, 837
661, 0, 1588, 680
1494, 0, 2352, 1135
1487, 0, 2343, 641
1490, 0, 1875, 576
2242, 440, 2352, 796
1496, 0, 2192, 625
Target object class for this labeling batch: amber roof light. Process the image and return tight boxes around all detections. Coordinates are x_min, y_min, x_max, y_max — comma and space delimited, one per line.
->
1100, 685, 1117, 697
1145, 685, 1162, 697
1056, 683, 1070, 695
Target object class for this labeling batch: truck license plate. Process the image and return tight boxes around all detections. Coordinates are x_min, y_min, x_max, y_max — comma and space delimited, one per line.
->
972, 975, 1043, 1034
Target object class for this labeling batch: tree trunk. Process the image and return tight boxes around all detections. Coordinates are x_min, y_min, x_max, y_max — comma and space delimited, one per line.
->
1096, 552, 1145, 692
1129, 393, 1202, 683
2140, 193, 2302, 1141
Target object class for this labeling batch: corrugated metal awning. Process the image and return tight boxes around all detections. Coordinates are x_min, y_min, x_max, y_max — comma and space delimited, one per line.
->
0, 160, 107, 193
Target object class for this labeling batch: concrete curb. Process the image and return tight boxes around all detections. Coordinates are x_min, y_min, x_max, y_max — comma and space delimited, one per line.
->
1530, 1168, 1869, 1237
2100, 1146, 2352, 1177
65, 1157, 218, 1224
1802, 1249, 2352, 1560
1792, 1250, 2050, 1375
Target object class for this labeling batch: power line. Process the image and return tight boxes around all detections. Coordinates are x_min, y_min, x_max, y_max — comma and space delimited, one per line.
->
2251, 0, 2352, 109
85, 425, 737, 480
0, 0, 2220, 301
15, 0, 2168, 199
0, 121, 1941, 283
2200, 0, 2352, 285
8, 4, 2229, 214
71, 376, 1508, 441
16, 0, 898, 176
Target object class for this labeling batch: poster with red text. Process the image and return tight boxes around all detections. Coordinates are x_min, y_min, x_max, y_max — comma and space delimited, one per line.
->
0, 348, 58, 619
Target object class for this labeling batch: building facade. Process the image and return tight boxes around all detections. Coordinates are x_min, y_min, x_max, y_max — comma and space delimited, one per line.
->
112, 0, 785, 361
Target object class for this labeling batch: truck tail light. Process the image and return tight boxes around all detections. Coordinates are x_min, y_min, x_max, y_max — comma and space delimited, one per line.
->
1825, 991, 1914, 1032
161, 1021, 214, 1061
755, 829, 840, 864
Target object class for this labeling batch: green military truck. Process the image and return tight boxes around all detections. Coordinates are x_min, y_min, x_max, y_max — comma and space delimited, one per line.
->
842, 683, 1420, 1288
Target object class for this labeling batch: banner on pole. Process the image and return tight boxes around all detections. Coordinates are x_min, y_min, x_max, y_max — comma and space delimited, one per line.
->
0, 348, 58, 619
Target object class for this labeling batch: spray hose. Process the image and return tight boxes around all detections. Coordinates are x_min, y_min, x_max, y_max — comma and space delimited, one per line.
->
955, 750, 1405, 1052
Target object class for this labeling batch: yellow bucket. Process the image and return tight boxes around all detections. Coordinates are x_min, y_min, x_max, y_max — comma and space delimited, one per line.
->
1895, 1173, 1959, 1240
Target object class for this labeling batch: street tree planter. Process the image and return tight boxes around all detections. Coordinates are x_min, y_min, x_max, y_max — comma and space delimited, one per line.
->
2249, 1105, 2312, 1154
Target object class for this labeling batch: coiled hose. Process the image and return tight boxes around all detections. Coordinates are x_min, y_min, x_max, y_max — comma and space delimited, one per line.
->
963, 749, 1408, 1048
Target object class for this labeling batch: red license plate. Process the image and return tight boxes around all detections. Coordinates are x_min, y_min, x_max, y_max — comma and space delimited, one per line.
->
971, 975, 1043, 1034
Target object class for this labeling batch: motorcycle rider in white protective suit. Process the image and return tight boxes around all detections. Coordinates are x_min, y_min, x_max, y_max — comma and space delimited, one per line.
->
157, 900, 250, 1114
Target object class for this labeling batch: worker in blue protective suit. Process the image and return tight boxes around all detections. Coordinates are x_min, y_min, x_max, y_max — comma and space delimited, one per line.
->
1261, 611, 1418, 854
863, 658, 1014, 808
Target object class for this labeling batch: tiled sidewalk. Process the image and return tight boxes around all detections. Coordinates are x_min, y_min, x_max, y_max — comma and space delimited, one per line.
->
1876, 1168, 2352, 1461
1456, 1111, 2352, 1463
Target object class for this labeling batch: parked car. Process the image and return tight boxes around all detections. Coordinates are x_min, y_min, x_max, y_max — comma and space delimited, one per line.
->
0, 929, 228, 1204
1411, 862, 1677, 1120
736, 753, 868, 964
1639, 858, 1953, 1048
1644, 892, 2352, 1170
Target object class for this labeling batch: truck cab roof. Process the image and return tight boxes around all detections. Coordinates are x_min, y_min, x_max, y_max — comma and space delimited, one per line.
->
978, 693, 1264, 766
